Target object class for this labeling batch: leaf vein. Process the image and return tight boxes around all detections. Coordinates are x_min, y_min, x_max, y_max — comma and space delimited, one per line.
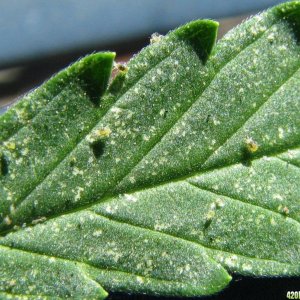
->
0, 243, 195, 286
0, 87, 65, 143
112, 24, 276, 192
91, 211, 297, 266
201, 64, 300, 168
12, 47, 178, 211
276, 156, 300, 170
187, 181, 300, 225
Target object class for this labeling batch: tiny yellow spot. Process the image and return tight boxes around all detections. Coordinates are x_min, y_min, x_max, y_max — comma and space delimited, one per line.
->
4, 141, 16, 150
32, 217, 47, 225
115, 62, 128, 73
8, 279, 16, 287
95, 128, 112, 138
150, 32, 163, 44
21, 147, 29, 156
245, 137, 258, 153
70, 156, 77, 164
206, 210, 215, 221
136, 276, 144, 284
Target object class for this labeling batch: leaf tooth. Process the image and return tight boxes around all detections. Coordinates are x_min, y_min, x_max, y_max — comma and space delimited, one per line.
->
274, 1, 300, 42
75, 52, 116, 105
173, 19, 219, 62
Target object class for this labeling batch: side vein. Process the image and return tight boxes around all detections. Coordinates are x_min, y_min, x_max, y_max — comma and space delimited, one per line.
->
12, 47, 178, 210
187, 181, 300, 225
276, 156, 300, 170
111, 24, 275, 192
91, 211, 297, 266
0, 244, 184, 286
200, 64, 300, 168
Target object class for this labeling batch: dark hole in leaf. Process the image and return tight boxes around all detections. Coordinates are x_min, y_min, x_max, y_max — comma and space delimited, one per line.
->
208, 236, 215, 243
64, 199, 72, 210
204, 219, 213, 229
90, 140, 105, 159
43, 123, 49, 131
69, 159, 76, 167
241, 146, 253, 167
161, 110, 168, 118
5, 285, 13, 293
206, 114, 211, 123
0, 154, 9, 176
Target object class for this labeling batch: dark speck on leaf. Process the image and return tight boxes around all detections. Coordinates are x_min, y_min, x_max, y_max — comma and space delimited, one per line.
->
69, 157, 76, 167
204, 219, 213, 229
90, 140, 105, 159
0, 154, 9, 176
206, 114, 211, 123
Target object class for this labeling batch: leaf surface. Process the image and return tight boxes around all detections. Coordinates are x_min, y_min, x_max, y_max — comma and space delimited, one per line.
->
0, 2, 300, 299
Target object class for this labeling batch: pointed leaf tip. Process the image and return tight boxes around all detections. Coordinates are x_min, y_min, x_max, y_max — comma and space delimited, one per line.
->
76, 52, 115, 105
173, 19, 219, 63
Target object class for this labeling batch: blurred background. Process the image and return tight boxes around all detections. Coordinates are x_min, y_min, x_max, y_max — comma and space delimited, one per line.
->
0, 0, 285, 109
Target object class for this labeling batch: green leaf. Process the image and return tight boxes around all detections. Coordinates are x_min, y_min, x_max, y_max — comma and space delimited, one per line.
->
0, 1, 300, 298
